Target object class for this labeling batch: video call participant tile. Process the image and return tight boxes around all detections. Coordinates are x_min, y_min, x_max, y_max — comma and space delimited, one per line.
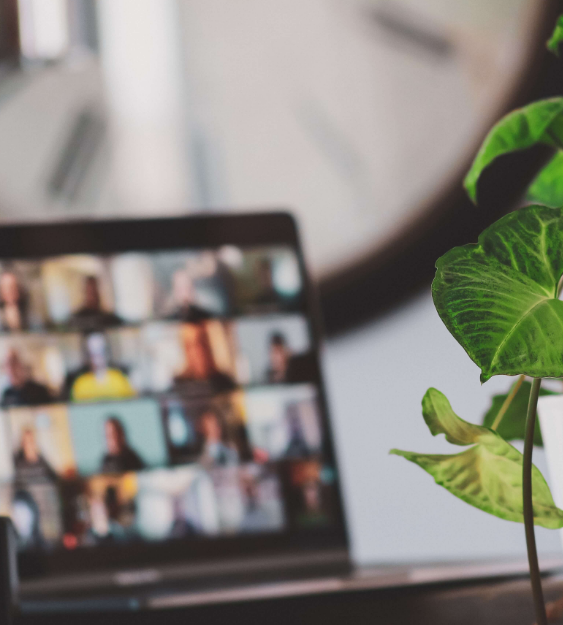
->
243, 384, 323, 462
68, 399, 168, 477
136, 466, 220, 541
151, 251, 231, 320
282, 461, 337, 530
8, 404, 77, 485
238, 463, 286, 534
78, 472, 139, 546
160, 391, 252, 467
0, 261, 47, 332
228, 247, 304, 315
42, 257, 124, 332
12, 481, 64, 551
233, 314, 313, 385
0, 333, 80, 408
5, 405, 74, 552
209, 464, 285, 535
142, 320, 239, 396
63, 329, 143, 403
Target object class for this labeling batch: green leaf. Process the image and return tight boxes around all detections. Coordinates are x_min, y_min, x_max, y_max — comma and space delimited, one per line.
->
527, 151, 563, 207
432, 205, 563, 382
391, 388, 563, 528
464, 98, 563, 203
482, 381, 556, 446
548, 15, 563, 57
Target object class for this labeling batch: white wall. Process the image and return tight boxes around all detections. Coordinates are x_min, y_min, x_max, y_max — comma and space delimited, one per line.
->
323, 290, 562, 565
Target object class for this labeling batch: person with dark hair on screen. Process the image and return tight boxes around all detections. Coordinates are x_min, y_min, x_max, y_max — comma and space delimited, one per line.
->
166, 269, 213, 322
284, 405, 311, 458
2, 348, 53, 408
266, 332, 315, 384
255, 257, 279, 305
70, 332, 135, 402
100, 417, 145, 473
197, 409, 238, 466
174, 323, 235, 393
267, 332, 291, 383
239, 470, 271, 532
13, 427, 57, 485
69, 276, 122, 332
0, 270, 29, 331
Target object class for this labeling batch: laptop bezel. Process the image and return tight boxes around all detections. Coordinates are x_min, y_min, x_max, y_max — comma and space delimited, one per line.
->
0, 211, 350, 581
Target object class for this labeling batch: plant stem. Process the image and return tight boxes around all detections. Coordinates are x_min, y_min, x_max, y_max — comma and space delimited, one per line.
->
491, 374, 525, 431
523, 377, 546, 625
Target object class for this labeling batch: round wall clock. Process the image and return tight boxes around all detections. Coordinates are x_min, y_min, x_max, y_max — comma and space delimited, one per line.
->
0, 0, 554, 333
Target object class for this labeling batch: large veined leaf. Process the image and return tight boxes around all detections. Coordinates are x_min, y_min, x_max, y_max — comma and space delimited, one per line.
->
527, 151, 563, 207
390, 388, 563, 528
464, 98, 563, 204
548, 15, 563, 56
433, 205, 563, 382
482, 380, 555, 446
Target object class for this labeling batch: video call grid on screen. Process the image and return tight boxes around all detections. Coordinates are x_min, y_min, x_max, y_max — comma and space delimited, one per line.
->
0, 217, 345, 574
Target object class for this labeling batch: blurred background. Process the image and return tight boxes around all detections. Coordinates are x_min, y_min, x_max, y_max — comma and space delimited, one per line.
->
0, 0, 559, 565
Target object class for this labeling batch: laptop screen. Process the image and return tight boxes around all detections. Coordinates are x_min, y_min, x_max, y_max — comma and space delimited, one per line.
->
0, 215, 346, 579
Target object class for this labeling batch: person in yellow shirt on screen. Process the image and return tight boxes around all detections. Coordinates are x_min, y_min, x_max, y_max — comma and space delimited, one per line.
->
71, 332, 135, 402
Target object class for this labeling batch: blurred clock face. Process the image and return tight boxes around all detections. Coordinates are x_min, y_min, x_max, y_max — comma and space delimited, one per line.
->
0, 0, 541, 277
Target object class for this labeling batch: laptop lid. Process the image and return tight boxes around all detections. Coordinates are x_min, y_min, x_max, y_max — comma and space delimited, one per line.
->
0, 212, 349, 590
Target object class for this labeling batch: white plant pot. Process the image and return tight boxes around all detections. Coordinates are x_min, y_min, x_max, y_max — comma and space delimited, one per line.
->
538, 394, 563, 548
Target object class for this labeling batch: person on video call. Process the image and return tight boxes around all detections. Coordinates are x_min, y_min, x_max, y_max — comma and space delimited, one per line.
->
13, 427, 57, 484
100, 417, 145, 473
197, 409, 238, 466
239, 470, 278, 532
254, 257, 279, 305
174, 323, 235, 393
1, 348, 53, 408
267, 332, 292, 383
166, 269, 213, 322
69, 276, 122, 332
284, 405, 311, 458
266, 332, 315, 384
70, 332, 135, 402
0, 270, 29, 331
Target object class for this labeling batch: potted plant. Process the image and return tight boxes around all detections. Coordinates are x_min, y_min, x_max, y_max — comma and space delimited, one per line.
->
391, 15, 563, 625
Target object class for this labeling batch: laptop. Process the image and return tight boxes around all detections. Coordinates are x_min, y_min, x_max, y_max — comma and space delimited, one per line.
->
0, 212, 350, 611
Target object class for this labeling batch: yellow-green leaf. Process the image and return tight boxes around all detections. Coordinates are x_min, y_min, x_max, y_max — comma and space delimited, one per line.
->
391, 388, 563, 528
